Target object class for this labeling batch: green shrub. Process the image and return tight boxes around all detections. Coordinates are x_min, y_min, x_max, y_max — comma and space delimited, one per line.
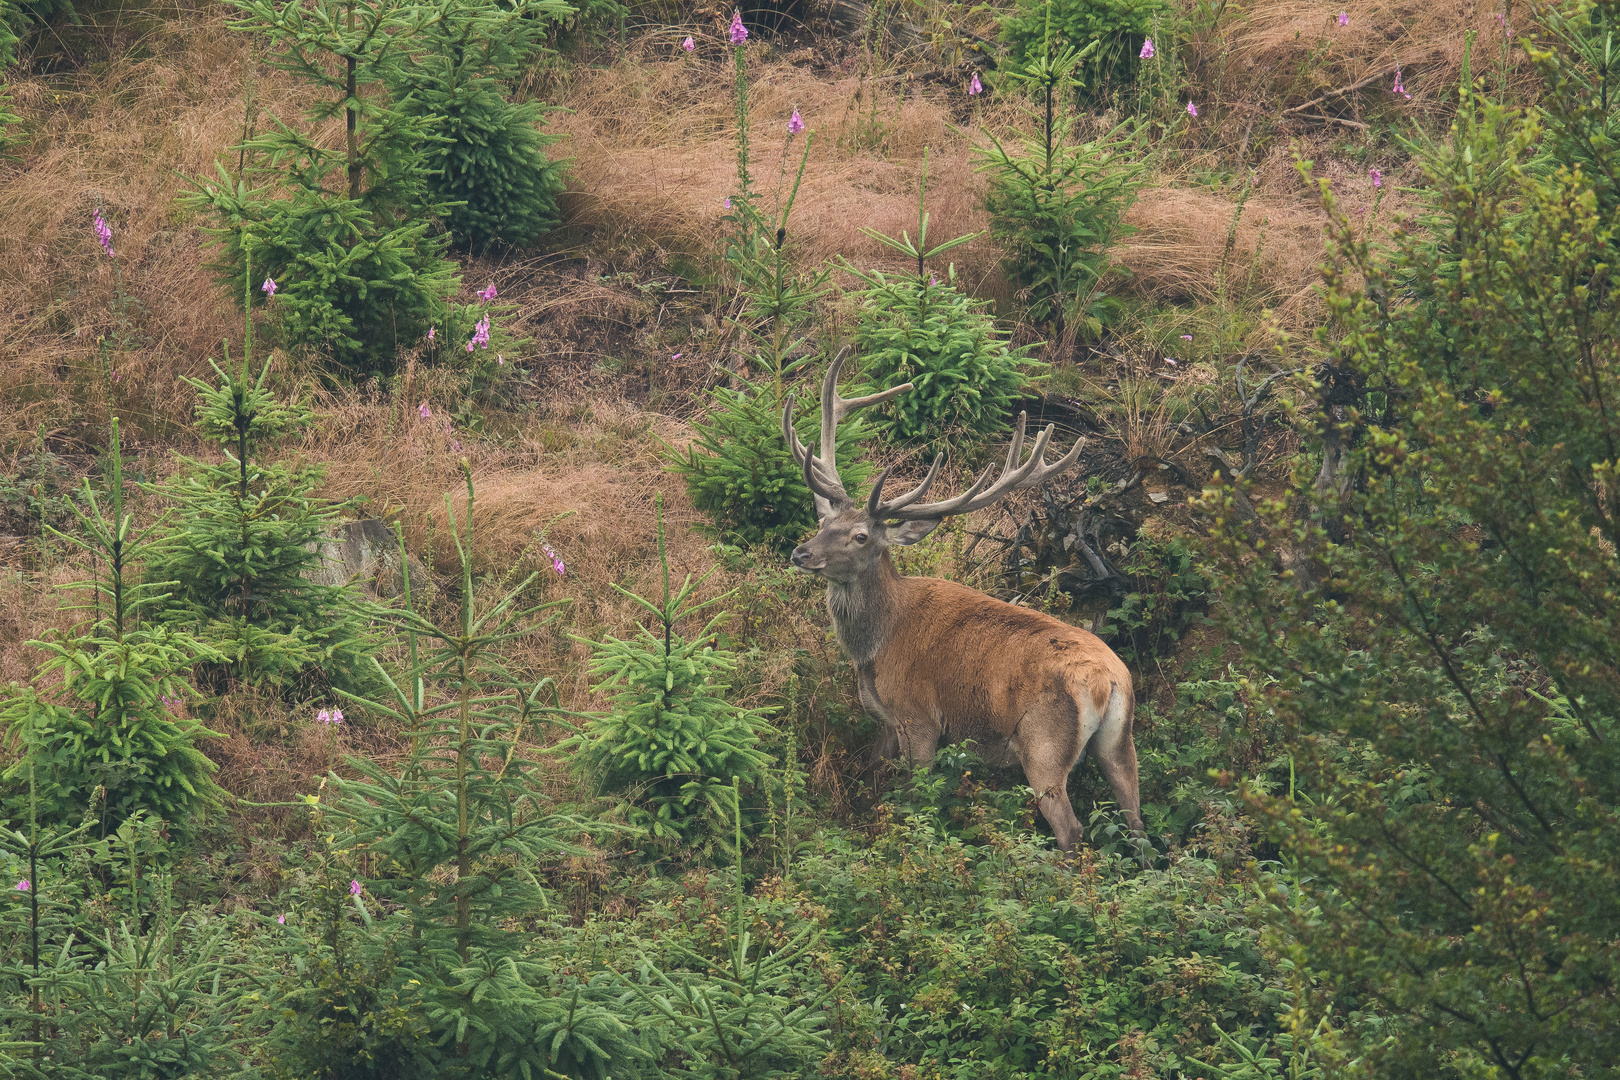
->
146, 307, 377, 697
395, 0, 571, 252
0, 421, 224, 835
850, 270, 1036, 448
558, 498, 774, 859
975, 20, 1146, 344
999, 0, 1167, 98
671, 376, 874, 552
188, 0, 459, 374
1102, 530, 1208, 662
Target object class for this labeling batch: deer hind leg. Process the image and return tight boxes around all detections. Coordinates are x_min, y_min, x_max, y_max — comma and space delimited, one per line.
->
1092, 684, 1145, 837
1009, 701, 1085, 852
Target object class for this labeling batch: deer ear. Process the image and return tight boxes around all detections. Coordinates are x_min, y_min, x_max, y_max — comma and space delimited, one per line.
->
885, 519, 940, 546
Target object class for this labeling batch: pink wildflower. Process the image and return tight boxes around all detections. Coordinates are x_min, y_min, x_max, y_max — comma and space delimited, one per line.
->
112, 371, 120, 383
478, 282, 498, 303
1392, 69, 1410, 98
428, 326, 435, 341
498, 354, 504, 365
350, 880, 362, 897
788, 108, 804, 136
277, 914, 286, 924
542, 542, 565, 576
1139, 38, 1154, 60
451, 439, 462, 453
262, 277, 277, 298
929, 275, 937, 286
1165, 357, 1179, 366
15, 880, 29, 892
1338, 11, 1348, 26
682, 35, 695, 51
1369, 167, 1383, 188
1495, 11, 1506, 28
671, 352, 681, 360
729, 10, 747, 44
94, 210, 114, 257
968, 72, 982, 95
1187, 101, 1198, 117
419, 401, 431, 419
724, 196, 732, 209
469, 313, 491, 351
1180, 334, 1193, 341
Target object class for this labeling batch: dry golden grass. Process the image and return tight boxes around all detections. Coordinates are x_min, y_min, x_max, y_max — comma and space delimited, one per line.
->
1203, 0, 1527, 110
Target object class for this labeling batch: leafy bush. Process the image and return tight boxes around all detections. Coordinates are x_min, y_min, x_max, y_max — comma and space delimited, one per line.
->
850, 270, 1036, 448
1102, 530, 1208, 662
999, 0, 1167, 98
671, 376, 874, 552
559, 499, 774, 858
1199, 26, 1620, 1075
796, 768, 1291, 1080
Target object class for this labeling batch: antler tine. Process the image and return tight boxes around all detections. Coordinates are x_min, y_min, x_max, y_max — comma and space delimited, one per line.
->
887, 417, 1087, 522
867, 452, 945, 518
815, 347, 913, 495
783, 391, 851, 511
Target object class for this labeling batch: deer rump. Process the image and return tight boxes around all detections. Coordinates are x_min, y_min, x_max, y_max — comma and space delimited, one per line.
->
855, 577, 1137, 814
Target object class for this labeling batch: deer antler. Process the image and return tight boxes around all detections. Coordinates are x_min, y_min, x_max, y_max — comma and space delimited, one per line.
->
872, 414, 1086, 522
782, 347, 912, 516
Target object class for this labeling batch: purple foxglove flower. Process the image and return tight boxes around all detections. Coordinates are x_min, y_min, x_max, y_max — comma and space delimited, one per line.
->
478, 282, 498, 302
729, 10, 747, 44
1181, 334, 1193, 341
15, 880, 29, 891
1369, 167, 1383, 188
788, 108, 804, 136
350, 880, 362, 896
1338, 11, 1348, 26
316, 709, 330, 724
1495, 12, 1507, 28
671, 352, 681, 360
262, 277, 277, 297
724, 196, 732, 209
1186, 100, 1198, 117
451, 439, 461, 453
1165, 357, 1179, 366
428, 326, 435, 341
94, 211, 114, 257
277, 914, 286, 924
969, 72, 982, 95
929, 275, 937, 286
683, 35, 694, 51
498, 354, 504, 365
112, 371, 120, 383
1392, 70, 1406, 95
1139, 38, 1154, 59
419, 401, 431, 419
332, 709, 344, 723
470, 313, 491, 350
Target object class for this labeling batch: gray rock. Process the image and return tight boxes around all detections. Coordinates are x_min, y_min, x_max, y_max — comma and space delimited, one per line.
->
307, 519, 434, 604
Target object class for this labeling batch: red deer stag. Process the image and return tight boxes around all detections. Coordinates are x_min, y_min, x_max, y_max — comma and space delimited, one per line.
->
781, 350, 1144, 852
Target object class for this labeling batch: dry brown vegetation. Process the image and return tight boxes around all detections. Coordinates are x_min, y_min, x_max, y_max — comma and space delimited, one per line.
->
0, 0, 1487, 815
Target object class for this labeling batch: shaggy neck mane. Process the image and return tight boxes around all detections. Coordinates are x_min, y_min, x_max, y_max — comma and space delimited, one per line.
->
826, 550, 903, 668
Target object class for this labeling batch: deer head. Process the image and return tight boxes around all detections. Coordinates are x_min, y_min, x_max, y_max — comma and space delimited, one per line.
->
782, 348, 1086, 583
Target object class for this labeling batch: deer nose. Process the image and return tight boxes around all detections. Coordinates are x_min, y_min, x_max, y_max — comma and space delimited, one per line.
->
791, 545, 816, 569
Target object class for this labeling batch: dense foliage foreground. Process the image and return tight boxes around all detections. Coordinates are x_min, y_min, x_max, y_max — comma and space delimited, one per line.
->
0, 0, 1617, 1077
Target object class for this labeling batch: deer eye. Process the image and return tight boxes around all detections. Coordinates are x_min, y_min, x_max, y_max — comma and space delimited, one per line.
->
853, 532, 869, 545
